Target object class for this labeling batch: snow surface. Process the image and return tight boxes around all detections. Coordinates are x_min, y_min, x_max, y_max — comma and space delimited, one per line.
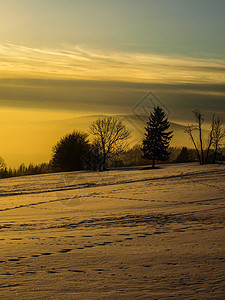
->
0, 163, 225, 299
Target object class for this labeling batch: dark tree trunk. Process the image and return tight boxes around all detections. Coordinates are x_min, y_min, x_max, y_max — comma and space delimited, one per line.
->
214, 143, 218, 163
152, 142, 156, 168
199, 128, 204, 164
189, 130, 201, 164
152, 157, 155, 168
102, 154, 107, 171
205, 139, 212, 164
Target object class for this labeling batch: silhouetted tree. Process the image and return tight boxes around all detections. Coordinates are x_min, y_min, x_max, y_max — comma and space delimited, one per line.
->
0, 156, 7, 178
84, 139, 104, 171
193, 109, 205, 164
89, 117, 130, 170
120, 144, 149, 166
185, 109, 205, 164
185, 125, 201, 164
0, 156, 5, 171
51, 131, 89, 172
175, 147, 190, 163
205, 114, 216, 163
141, 106, 173, 168
186, 111, 225, 164
212, 117, 225, 163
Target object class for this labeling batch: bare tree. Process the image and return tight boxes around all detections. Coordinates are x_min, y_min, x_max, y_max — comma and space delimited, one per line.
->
186, 110, 225, 164
193, 109, 205, 164
185, 125, 201, 164
89, 116, 130, 170
205, 114, 215, 164
212, 117, 225, 163
85, 139, 104, 171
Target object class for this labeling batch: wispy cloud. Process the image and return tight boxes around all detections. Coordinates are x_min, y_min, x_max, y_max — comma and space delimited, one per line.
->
0, 43, 224, 84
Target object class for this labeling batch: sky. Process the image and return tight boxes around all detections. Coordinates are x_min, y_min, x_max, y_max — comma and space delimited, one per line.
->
0, 0, 225, 167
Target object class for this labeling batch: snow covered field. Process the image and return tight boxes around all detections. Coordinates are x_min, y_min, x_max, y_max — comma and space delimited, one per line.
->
0, 163, 225, 299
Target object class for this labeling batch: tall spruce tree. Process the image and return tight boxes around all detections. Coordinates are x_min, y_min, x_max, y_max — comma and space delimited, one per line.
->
142, 106, 173, 168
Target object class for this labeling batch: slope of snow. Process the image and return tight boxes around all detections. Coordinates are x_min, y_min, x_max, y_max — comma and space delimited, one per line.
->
0, 163, 225, 299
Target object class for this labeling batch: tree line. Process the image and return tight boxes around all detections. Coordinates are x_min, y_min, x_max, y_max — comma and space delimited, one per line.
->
0, 106, 225, 178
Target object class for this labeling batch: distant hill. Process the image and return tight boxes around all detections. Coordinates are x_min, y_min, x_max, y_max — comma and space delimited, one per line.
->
40, 114, 205, 148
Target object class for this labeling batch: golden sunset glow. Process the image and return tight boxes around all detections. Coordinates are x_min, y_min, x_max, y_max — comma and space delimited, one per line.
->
0, 43, 225, 167
0, 1, 225, 168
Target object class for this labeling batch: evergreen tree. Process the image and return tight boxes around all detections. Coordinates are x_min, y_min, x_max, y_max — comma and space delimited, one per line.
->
141, 106, 173, 168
